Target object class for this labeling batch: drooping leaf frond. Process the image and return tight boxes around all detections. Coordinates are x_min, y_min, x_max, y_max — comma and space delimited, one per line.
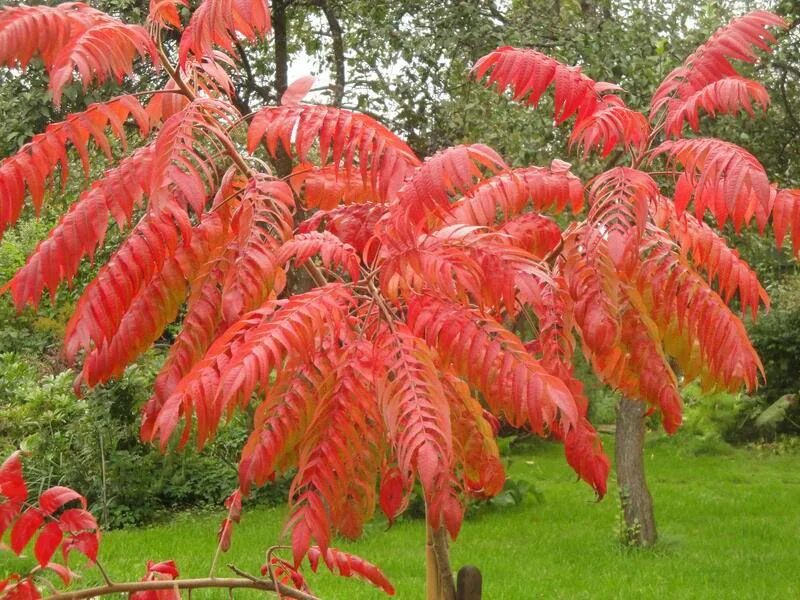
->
62, 209, 188, 362
247, 105, 420, 202
290, 164, 377, 210
48, 21, 159, 106
641, 239, 764, 393
0, 3, 159, 106
663, 77, 770, 137
617, 302, 683, 433
407, 294, 579, 435
4, 144, 155, 309
587, 167, 659, 239
443, 373, 505, 499
473, 47, 648, 157
560, 226, 623, 359
472, 46, 612, 124
652, 137, 771, 231
277, 232, 361, 282
148, 262, 228, 423
389, 144, 507, 233
237, 344, 338, 494
378, 232, 483, 305
178, 0, 271, 68
76, 209, 234, 388
0, 94, 150, 237
377, 329, 453, 530
288, 346, 384, 561
300, 203, 388, 256
651, 10, 786, 116
220, 176, 294, 323
652, 195, 768, 317
150, 283, 354, 449
495, 213, 562, 258
568, 96, 649, 157
149, 98, 240, 215
444, 162, 583, 227
306, 546, 395, 596
771, 187, 800, 257
567, 225, 684, 432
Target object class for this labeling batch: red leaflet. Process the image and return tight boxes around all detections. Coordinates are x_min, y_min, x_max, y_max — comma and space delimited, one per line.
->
39, 486, 86, 517
378, 467, 408, 525
57, 509, 97, 533
61, 531, 100, 564
148, 0, 189, 29
130, 560, 181, 600
10, 509, 44, 554
0, 453, 27, 504
263, 556, 309, 591
282, 75, 316, 106
772, 187, 800, 257
34, 522, 63, 567
1, 577, 41, 599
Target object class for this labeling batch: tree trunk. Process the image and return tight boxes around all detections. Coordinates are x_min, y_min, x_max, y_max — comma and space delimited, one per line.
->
615, 397, 657, 546
426, 523, 456, 600
271, 0, 293, 178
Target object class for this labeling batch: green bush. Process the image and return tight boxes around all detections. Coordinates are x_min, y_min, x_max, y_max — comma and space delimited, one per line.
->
0, 349, 290, 528
748, 272, 800, 403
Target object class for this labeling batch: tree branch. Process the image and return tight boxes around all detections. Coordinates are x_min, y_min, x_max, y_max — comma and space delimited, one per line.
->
44, 577, 319, 600
314, 0, 345, 106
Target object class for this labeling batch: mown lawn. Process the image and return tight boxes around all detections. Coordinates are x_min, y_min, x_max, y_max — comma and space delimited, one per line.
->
9, 435, 800, 598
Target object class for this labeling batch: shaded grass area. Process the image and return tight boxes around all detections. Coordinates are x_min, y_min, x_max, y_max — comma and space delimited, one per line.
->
8, 435, 800, 598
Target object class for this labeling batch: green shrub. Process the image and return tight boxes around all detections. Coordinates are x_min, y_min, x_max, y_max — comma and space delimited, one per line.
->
0, 351, 289, 528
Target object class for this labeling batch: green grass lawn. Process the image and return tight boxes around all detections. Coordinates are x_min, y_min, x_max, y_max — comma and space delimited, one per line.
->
7, 435, 800, 598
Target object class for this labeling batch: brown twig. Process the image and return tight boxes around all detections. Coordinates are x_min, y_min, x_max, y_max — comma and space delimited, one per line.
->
44, 576, 319, 600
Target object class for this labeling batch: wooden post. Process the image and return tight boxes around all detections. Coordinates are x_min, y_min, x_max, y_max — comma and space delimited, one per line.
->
456, 566, 482, 600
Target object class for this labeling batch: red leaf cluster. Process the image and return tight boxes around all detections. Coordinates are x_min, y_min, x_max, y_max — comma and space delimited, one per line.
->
0, 3, 158, 106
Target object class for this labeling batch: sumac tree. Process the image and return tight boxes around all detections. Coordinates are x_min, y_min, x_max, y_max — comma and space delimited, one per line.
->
0, 2, 794, 599
471, 10, 793, 546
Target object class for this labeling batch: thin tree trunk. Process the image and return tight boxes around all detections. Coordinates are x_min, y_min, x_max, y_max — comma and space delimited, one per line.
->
615, 397, 657, 546
271, 0, 293, 178
426, 522, 456, 600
